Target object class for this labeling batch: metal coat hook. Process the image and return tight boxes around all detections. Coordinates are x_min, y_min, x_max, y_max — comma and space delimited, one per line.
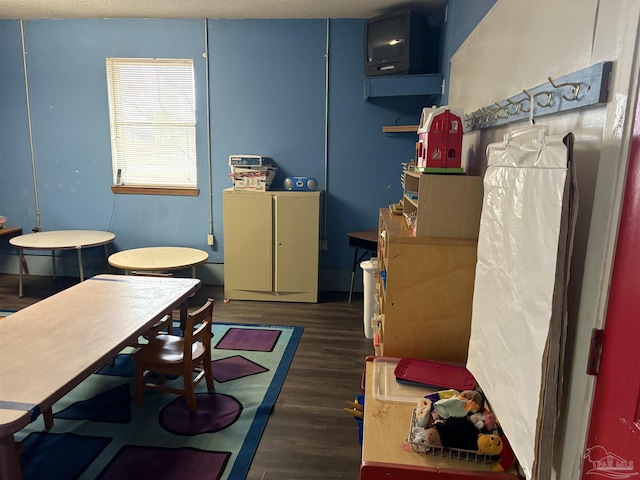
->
493, 103, 509, 119
505, 99, 520, 116
520, 90, 532, 113
466, 111, 481, 128
533, 91, 552, 108
522, 89, 552, 108
480, 106, 497, 121
548, 76, 580, 101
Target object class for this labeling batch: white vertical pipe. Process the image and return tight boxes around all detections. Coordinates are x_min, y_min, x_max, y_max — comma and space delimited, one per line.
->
19, 19, 42, 232
204, 19, 214, 241
323, 18, 330, 241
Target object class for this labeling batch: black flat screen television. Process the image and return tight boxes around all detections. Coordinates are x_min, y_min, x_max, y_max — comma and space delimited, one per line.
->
364, 9, 440, 77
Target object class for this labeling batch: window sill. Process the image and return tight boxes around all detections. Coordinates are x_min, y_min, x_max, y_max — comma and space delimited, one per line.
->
110, 185, 199, 196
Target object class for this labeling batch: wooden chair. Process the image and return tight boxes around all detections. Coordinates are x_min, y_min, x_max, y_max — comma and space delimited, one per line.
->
132, 298, 215, 412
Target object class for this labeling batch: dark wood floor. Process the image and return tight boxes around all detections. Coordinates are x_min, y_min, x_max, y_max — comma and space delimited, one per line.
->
0, 273, 374, 480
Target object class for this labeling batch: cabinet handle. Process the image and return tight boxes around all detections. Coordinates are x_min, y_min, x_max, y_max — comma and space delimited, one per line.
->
278, 242, 283, 247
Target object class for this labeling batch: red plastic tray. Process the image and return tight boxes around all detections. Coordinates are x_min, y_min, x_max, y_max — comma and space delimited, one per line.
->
393, 357, 476, 391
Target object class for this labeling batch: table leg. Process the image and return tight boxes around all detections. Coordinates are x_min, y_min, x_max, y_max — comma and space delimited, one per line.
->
191, 266, 196, 278
103, 245, 109, 270
349, 248, 359, 303
0, 433, 20, 480
43, 407, 54, 430
179, 301, 188, 334
20, 255, 29, 275
51, 250, 56, 280
18, 248, 24, 298
77, 249, 85, 281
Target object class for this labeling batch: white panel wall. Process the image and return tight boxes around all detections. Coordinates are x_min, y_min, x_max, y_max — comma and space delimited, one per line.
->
449, 1, 640, 478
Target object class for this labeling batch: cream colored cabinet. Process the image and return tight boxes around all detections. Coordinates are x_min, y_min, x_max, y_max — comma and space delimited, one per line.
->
222, 188, 321, 302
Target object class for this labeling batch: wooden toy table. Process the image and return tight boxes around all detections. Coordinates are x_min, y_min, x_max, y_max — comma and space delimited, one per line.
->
360, 358, 521, 479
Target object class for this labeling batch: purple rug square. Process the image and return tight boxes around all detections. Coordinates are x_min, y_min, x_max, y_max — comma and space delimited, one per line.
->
160, 393, 242, 436
96, 445, 230, 480
215, 327, 281, 352
212, 355, 268, 383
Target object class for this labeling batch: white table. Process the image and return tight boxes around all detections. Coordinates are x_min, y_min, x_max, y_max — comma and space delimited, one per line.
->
108, 246, 208, 278
9, 230, 116, 297
0, 274, 201, 480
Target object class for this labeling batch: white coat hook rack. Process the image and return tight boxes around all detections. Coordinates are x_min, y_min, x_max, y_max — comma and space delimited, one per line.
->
464, 61, 612, 131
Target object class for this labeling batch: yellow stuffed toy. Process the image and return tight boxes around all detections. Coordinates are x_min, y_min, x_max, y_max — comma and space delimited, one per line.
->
477, 433, 503, 455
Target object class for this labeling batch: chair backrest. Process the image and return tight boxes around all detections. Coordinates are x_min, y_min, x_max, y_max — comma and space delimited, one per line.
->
183, 298, 214, 357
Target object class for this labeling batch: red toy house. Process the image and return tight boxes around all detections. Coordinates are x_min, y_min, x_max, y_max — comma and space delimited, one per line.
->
416, 106, 464, 173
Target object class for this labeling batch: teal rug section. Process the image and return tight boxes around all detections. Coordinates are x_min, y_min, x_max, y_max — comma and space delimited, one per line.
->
15, 322, 303, 480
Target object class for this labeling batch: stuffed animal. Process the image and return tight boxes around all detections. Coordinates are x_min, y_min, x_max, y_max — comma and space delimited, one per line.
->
477, 433, 503, 455
468, 411, 497, 432
415, 389, 459, 427
424, 416, 481, 451
433, 390, 484, 419
415, 398, 433, 427
492, 435, 516, 472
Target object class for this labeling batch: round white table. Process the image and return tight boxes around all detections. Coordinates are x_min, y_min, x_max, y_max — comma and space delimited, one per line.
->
9, 230, 116, 297
108, 247, 208, 278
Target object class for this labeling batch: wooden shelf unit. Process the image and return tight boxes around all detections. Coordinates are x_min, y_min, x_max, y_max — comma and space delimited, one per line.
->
402, 171, 484, 239
376, 208, 478, 363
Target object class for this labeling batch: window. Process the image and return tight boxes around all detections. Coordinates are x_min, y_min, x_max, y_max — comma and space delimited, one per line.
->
106, 58, 197, 195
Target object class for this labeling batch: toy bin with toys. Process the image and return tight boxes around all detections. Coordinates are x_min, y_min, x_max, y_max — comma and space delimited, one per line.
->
359, 356, 522, 479
406, 388, 516, 473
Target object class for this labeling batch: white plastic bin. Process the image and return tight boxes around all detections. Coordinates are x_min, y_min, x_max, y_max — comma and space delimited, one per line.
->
360, 257, 377, 339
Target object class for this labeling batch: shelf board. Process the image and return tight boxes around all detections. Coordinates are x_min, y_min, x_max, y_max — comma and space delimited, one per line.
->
364, 73, 443, 101
382, 125, 419, 133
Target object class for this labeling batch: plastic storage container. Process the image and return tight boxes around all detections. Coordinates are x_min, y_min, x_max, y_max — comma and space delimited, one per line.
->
360, 257, 377, 339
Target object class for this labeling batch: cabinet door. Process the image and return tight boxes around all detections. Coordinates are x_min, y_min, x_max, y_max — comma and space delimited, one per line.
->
274, 194, 319, 294
223, 192, 273, 292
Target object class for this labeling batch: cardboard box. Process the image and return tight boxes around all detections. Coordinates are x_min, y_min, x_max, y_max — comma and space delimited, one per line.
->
415, 174, 484, 239
229, 165, 278, 191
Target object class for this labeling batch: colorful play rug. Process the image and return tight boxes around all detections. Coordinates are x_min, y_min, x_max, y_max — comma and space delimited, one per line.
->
14, 321, 303, 480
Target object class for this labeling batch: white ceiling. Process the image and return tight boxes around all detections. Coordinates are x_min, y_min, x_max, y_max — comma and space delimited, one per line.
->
0, 0, 445, 20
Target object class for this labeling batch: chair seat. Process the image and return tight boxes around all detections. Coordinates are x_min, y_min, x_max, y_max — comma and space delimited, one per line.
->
133, 335, 205, 365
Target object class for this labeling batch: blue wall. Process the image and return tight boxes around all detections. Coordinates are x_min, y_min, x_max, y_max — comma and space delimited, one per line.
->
0, 2, 494, 291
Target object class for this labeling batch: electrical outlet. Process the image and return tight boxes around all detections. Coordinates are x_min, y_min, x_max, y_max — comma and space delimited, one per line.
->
207, 234, 215, 246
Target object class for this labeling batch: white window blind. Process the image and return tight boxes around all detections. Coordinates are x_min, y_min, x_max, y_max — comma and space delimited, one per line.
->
106, 58, 197, 188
